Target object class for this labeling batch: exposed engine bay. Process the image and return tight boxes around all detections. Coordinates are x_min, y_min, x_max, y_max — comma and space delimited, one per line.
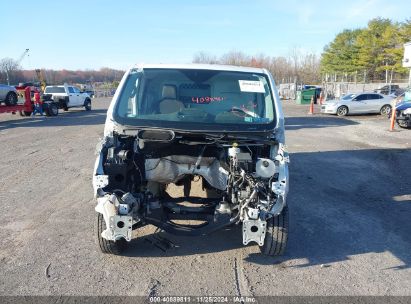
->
93, 128, 289, 254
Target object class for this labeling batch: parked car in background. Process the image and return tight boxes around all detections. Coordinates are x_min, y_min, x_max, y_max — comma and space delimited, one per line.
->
321, 92, 393, 116
374, 84, 399, 95
390, 90, 411, 128
0, 84, 18, 105
44, 84, 92, 111
80, 84, 95, 98
395, 101, 411, 128
84, 90, 95, 98
391, 88, 405, 97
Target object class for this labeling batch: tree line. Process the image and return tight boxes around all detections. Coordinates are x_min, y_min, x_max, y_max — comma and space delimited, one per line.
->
321, 18, 411, 82
0, 60, 124, 85
193, 49, 321, 84
193, 18, 411, 84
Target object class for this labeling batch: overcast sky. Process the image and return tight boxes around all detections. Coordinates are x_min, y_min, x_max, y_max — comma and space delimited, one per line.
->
1, 0, 410, 70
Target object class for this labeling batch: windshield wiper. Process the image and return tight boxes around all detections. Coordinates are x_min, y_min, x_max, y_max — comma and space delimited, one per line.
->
230, 107, 260, 118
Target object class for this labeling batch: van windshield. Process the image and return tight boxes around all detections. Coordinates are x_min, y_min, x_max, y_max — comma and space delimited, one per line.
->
114, 68, 276, 132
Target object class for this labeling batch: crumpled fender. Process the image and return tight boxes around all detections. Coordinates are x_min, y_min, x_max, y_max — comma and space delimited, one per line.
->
92, 137, 113, 197
270, 143, 290, 216
95, 195, 117, 240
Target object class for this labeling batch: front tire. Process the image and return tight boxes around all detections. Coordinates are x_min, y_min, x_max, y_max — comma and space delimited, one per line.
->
259, 206, 289, 256
84, 99, 91, 111
95, 213, 127, 255
5, 92, 17, 106
380, 105, 391, 115
337, 106, 348, 116
397, 119, 410, 128
46, 103, 59, 116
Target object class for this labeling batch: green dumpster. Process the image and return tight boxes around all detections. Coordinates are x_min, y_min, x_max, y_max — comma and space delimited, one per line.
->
296, 88, 316, 105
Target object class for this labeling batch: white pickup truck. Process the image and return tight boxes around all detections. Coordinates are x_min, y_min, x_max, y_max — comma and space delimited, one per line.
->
44, 84, 92, 111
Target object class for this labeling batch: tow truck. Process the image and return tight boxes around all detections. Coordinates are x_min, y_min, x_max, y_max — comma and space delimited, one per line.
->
0, 85, 59, 117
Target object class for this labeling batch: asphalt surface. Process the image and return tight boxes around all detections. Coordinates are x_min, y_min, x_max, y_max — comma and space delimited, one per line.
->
0, 98, 410, 296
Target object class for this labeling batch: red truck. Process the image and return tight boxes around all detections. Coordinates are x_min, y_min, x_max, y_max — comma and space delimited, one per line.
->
0, 86, 59, 116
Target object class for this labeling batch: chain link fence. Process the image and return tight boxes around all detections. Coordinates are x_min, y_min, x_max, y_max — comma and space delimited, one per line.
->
278, 79, 410, 100
322, 81, 409, 99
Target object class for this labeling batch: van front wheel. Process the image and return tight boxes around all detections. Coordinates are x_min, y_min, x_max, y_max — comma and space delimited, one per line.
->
259, 206, 289, 256
94, 213, 127, 255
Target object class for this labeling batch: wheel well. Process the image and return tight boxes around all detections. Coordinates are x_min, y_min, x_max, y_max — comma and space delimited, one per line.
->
57, 98, 68, 109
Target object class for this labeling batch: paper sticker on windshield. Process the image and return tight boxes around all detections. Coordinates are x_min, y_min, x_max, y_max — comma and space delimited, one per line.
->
239, 80, 265, 93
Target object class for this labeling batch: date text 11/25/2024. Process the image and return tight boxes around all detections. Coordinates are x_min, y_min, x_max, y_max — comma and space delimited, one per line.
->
149, 296, 256, 303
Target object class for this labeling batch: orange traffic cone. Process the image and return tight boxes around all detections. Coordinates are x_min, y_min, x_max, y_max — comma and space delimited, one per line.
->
308, 96, 314, 114
319, 92, 324, 105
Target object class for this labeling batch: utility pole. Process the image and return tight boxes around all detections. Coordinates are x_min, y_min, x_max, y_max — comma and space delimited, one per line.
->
385, 62, 388, 85
402, 42, 411, 87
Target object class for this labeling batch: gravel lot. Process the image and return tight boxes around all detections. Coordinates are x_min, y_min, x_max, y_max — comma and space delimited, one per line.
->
0, 98, 410, 297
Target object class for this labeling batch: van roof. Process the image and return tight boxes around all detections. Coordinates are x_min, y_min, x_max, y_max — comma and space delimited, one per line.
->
131, 63, 268, 74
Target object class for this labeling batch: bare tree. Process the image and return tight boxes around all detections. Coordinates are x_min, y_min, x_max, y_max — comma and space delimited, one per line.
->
193, 52, 219, 64
0, 57, 20, 84
220, 51, 250, 66
269, 56, 293, 83
299, 53, 321, 84
192, 50, 321, 85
